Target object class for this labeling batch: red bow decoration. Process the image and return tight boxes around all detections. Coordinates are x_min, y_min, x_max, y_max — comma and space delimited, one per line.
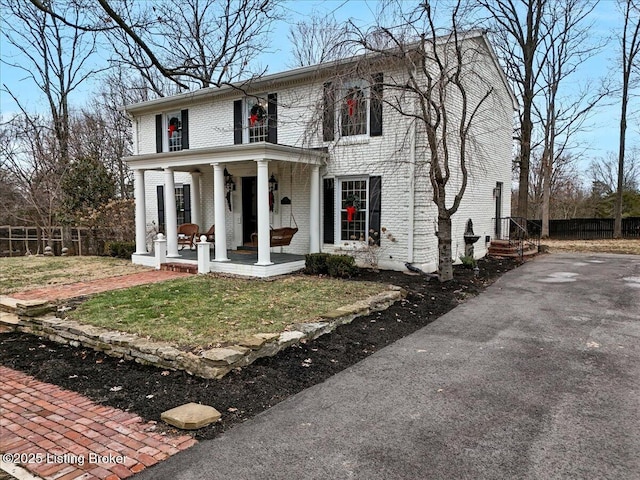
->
168, 124, 177, 138
346, 98, 356, 117
250, 114, 259, 126
346, 206, 357, 222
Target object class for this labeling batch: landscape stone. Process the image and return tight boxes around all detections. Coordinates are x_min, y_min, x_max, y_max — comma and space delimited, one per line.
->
161, 402, 221, 429
237, 336, 267, 349
201, 346, 249, 365
278, 331, 305, 345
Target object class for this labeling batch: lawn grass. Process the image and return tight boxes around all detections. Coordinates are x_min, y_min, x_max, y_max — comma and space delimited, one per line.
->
0, 256, 149, 294
541, 238, 640, 255
68, 275, 389, 347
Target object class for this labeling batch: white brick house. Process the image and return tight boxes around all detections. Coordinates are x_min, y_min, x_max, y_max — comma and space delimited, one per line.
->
124, 31, 517, 277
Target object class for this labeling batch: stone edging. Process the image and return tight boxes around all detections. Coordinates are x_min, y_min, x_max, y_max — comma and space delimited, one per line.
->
0, 287, 406, 379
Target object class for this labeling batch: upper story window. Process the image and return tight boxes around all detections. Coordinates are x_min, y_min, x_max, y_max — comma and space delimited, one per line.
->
246, 96, 269, 143
340, 82, 368, 137
167, 111, 183, 152
155, 109, 189, 153
323, 73, 383, 142
234, 93, 277, 145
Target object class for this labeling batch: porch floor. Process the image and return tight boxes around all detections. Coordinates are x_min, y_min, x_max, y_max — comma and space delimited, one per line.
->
175, 248, 305, 265
133, 248, 306, 278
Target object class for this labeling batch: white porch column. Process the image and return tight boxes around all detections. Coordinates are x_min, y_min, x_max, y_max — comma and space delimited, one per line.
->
164, 168, 180, 258
309, 164, 321, 253
190, 171, 201, 230
133, 169, 148, 254
255, 159, 273, 266
213, 163, 229, 261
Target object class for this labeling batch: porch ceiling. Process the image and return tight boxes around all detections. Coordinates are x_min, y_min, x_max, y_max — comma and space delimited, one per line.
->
125, 142, 328, 171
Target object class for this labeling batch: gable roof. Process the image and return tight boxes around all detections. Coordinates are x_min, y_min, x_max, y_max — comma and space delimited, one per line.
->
123, 30, 518, 115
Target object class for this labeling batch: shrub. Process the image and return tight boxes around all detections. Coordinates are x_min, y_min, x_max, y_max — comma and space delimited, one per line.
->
104, 241, 136, 259
326, 254, 357, 278
459, 254, 477, 269
305, 253, 331, 275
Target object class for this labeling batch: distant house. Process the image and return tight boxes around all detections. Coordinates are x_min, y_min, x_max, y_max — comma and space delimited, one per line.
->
124, 30, 517, 277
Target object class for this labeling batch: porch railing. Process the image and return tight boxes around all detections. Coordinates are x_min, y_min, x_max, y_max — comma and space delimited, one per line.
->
495, 217, 541, 257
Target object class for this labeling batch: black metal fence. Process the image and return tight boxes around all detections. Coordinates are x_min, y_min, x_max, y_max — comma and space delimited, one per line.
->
530, 217, 640, 240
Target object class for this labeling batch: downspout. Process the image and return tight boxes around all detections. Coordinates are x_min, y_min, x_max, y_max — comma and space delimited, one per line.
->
407, 99, 417, 263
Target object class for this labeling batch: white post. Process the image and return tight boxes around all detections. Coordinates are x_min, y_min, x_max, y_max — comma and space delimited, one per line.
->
255, 159, 273, 266
134, 169, 148, 254
164, 168, 180, 257
213, 163, 229, 261
309, 164, 320, 253
196, 235, 210, 273
190, 171, 201, 230
154, 233, 167, 269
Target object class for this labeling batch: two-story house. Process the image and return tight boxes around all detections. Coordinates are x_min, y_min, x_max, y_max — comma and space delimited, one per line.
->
124, 31, 517, 277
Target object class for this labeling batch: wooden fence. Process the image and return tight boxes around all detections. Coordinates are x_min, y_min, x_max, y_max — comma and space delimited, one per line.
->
530, 217, 640, 240
0, 225, 118, 257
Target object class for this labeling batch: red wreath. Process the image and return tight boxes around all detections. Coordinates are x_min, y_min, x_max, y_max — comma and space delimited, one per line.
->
250, 103, 266, 127
346, 206, 357, 222
168, 117, 179, 137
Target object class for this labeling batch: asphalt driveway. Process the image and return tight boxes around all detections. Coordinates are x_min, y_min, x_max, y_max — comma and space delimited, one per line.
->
136, 253, 640, 480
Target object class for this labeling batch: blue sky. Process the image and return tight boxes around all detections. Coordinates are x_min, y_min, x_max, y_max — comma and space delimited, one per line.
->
0, 0, 633, 175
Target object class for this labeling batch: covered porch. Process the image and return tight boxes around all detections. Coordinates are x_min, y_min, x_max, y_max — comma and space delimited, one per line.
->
127, 143, 327, 278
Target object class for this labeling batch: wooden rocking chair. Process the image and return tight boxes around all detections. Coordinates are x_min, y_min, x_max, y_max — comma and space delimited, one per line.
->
177, 223, 199, 250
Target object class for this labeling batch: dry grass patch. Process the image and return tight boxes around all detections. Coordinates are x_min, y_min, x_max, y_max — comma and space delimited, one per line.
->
541, 239, 640, 255
0, 256, 149, 294
68, 275, 389, 347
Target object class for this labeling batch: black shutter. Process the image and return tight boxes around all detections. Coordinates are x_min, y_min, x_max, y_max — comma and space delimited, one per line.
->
267, 93, 278, 144
183, 184, 191, 223
323, 82, 335, 142
181, 109, 189, 150
370, 73, 383, 137
155, 114, 163, 153
323, 178, 335, 244
369, 176, 381, 245
233, 99, 243, 144
157, 185, 165, 233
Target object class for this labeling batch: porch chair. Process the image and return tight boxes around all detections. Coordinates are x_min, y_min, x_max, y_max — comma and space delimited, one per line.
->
250, 209, 299, 247
200, 224, 215, 243
251, 227, 299, 247
177, 223, 199, 250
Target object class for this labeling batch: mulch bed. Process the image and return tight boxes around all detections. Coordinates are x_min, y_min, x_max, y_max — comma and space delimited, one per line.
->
0, 257, 520, 441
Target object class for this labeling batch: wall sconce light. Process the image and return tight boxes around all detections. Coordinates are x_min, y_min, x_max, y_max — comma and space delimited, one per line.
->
224, 167, 236, 191
269, 174, 278, 191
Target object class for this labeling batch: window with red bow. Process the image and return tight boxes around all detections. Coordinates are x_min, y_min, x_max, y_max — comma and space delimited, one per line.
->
340, 83, 367, 137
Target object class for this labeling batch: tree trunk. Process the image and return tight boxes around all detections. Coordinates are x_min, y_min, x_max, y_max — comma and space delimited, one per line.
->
437, 215, 454, 282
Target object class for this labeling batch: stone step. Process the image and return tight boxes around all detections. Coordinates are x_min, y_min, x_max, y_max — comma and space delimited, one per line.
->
160, 262, 198, 274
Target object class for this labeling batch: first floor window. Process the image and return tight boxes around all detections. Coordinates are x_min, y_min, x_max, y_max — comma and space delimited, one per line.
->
175, 185, 186, 224
340, 178, 368, 241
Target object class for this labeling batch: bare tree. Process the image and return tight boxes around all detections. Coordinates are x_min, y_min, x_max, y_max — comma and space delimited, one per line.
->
1, 1, 103, 166
477, 0, 549, 220
287, 13, 354, 67
29, 0, 282, 93
534, 0, 607, 237
614, 0, 640, 237
349, 2, 499, 281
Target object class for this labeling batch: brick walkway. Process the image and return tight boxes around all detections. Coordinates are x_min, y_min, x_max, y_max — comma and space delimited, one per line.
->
0, 367, 197, 480
10, 271, 190, 302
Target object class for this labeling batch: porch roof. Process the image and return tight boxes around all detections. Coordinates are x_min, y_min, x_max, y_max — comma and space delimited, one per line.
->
125, 142, 328, 171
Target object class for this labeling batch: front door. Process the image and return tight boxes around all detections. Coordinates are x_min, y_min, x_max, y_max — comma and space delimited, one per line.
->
242, 176, 258, 244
